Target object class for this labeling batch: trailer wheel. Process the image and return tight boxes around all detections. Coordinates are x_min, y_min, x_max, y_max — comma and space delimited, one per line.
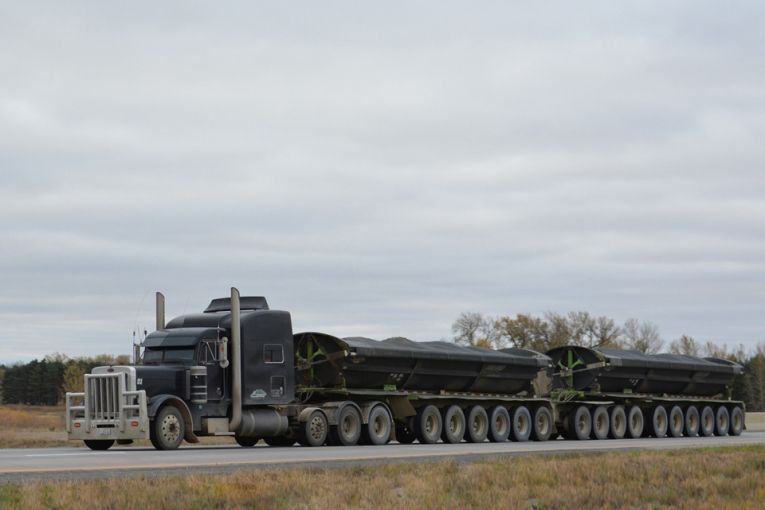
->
264, 435, 296, 447
700, 406, 715, 437
590, 406, 610, 440
330, 405, 362, 446
729, 406, 744, 436
395, 422, 417, 444
566, 406, 591, 440
440, 405, 465, 444
714, 406, 730, 436
684, 406, 700, 437
531, 407, 553, 442
234, 435, 259, 447
609, 406, 626, 439
299, 410, 328, 446
510, 406, 532, 442
626, 406, 644, 438
416, 405, 442, 444
649, 406, 668, 438
150, 405, 185, 450
365, 405, 392, 445
488, 406, 510, 443
84, 440, 114, 451
466, 406, 489, 443
668, 406, 684, 437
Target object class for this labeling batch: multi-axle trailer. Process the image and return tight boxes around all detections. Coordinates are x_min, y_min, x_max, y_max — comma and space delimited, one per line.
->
65, 289, 744, 450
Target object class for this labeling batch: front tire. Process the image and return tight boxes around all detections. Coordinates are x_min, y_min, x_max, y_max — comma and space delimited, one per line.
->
150, 405, 185, 450
84, 440, 114, 451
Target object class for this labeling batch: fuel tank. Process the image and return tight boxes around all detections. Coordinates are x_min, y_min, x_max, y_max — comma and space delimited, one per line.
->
547, 345, 742, 397
295, 333, 551, 396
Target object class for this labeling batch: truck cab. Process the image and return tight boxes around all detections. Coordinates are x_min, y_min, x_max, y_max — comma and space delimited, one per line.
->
66, 291, 295, 450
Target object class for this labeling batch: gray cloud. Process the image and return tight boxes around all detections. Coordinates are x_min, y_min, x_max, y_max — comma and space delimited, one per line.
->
0, 1, 763, 362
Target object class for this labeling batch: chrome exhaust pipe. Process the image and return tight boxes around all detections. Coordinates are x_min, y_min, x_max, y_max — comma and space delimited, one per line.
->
229, 287, 242, 432
156, 292, 165, 331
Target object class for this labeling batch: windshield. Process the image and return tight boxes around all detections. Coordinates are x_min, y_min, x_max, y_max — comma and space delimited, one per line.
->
142, 348, 195, 365
164, 349, 195, 364
143, 349, 163, 364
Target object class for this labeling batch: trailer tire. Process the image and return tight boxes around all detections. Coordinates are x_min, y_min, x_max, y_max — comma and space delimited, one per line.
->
416, 405, 442, 444
684, 406, 700, 437
531, 407, 553, 442
649, 406, 668, 438
626, 406, 644, 438
466, 406, 489, 443
730, 406, 744, 436
700, 406, 715, 437
234, 435, 259, 447
365, 405, 392, 445
609, 406, 627, 439
84, 440, 114, 451
566, 406, 591, 440
299, 410, 328, 446
488, 406, 510, 443
395, 423, 417, 444
441, 405, 466, 444
510, 406, 532, 442
150, 405, 185, 450
668, 406, 684, 437
330, 405, 362, 446
591, 406, 610, 440
714, 406, 729, 436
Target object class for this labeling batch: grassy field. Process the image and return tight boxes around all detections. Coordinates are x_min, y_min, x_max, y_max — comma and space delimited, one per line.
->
1, 445, 763, 509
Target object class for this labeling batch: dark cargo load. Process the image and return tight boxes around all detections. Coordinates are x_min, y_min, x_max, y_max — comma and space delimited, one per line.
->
295, 333, 551, 395
547, 345, 742, 397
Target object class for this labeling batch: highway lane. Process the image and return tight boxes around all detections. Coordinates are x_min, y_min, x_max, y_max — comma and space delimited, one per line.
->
1, 432, 763, 483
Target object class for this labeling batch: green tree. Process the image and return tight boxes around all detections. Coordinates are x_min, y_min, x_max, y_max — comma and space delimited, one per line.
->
61, 362, 85, 395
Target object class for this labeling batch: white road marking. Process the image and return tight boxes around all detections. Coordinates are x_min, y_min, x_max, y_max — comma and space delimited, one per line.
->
26, 452, 126, 457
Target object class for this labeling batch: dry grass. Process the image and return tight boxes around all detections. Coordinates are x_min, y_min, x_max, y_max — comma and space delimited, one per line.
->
0, 406, 68, 448
1, 445, 763, 509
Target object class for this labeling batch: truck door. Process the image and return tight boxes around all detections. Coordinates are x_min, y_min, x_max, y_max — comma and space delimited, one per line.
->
199, 340, 226, 401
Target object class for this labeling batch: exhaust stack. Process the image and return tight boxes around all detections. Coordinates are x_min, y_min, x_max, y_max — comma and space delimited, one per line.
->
156, 292, 165, 331
229, 287, 242, 432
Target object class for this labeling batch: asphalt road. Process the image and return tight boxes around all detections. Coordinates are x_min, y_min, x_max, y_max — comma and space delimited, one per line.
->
2, 432, 763, 484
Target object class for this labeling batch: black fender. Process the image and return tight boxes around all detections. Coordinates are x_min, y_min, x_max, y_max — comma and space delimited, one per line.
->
148, 395, 199, 443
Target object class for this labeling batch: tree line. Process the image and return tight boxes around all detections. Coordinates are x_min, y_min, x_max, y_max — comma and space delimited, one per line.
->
452, 310, 765, 411
0, 353, 129, 406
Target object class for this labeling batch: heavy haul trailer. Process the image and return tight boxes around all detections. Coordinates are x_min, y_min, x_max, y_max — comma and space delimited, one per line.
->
546, 346, 745, 441
66, 288, 555, 450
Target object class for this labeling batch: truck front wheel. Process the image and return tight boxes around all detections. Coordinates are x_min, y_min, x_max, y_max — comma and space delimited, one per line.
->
150, 405, 185, 450
84, 440, 114, 451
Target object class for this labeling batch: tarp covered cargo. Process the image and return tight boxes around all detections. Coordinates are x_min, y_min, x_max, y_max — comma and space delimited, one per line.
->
547, 345, 742, 397
294, 333, 551, 395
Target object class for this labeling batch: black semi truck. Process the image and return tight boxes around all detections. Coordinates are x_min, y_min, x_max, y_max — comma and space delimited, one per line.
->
65, 289, 744, 450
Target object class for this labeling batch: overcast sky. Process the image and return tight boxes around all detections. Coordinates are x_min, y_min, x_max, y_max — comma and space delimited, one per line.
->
0, 1, 763, 363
